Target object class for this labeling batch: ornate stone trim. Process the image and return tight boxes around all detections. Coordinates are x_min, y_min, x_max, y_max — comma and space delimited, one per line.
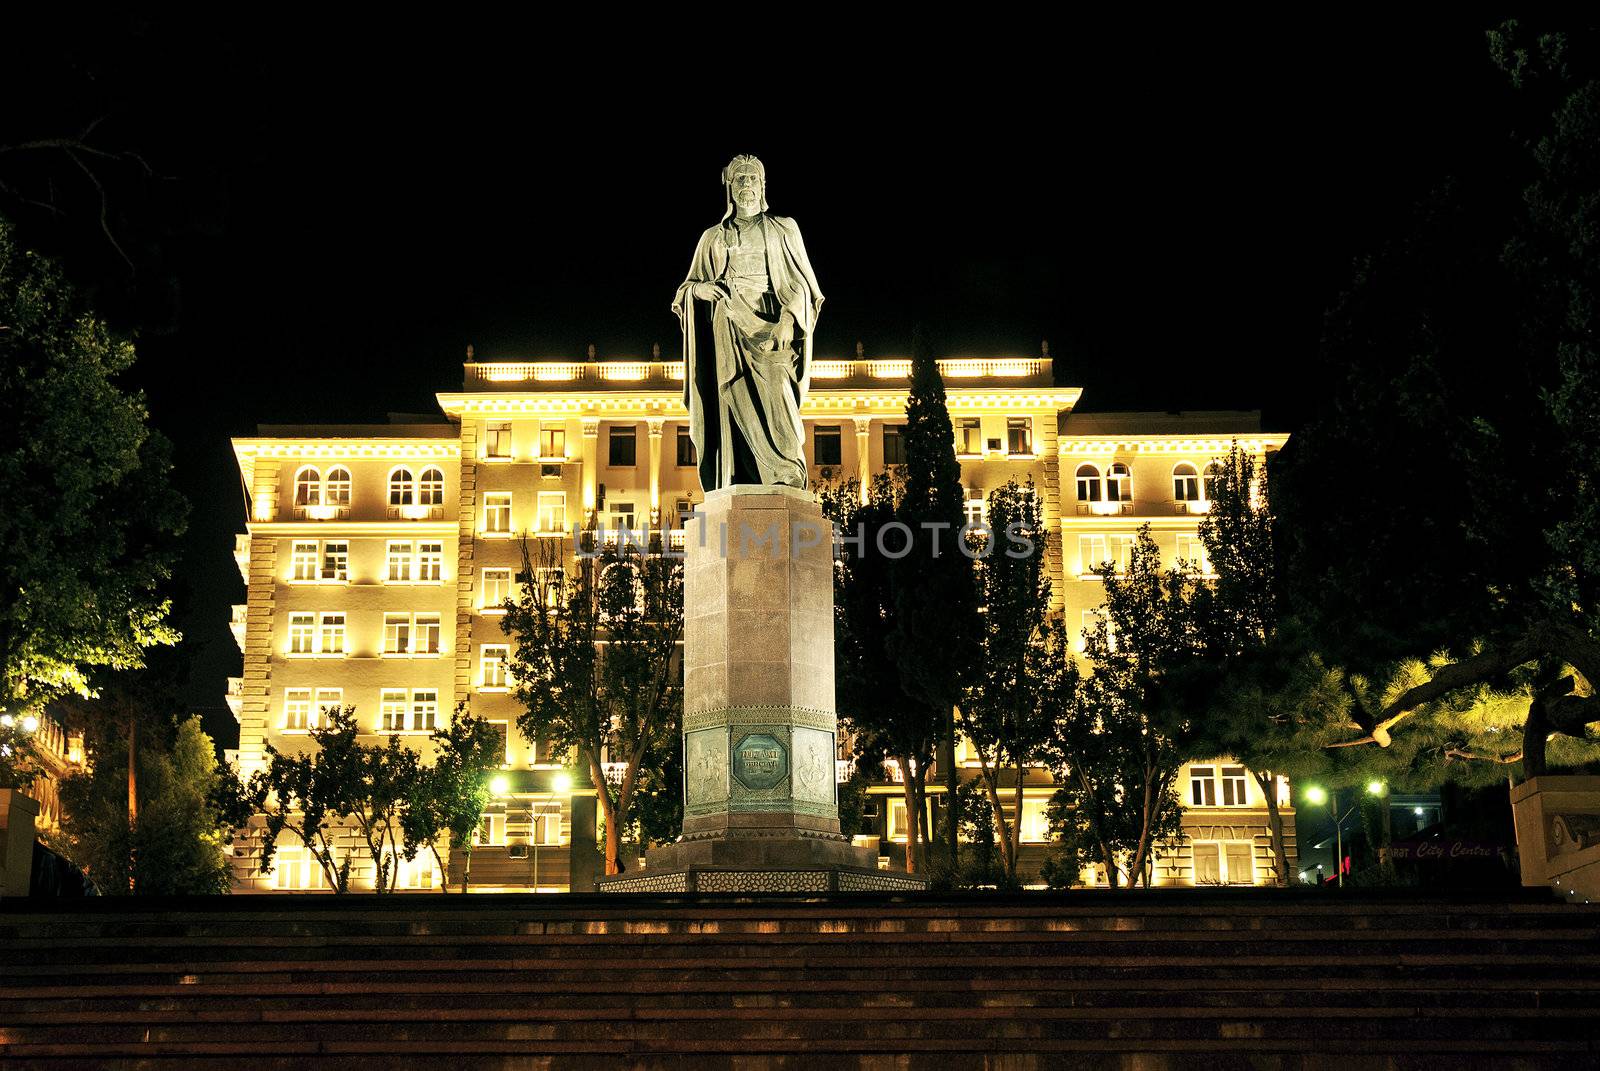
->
684, 706, 836, 734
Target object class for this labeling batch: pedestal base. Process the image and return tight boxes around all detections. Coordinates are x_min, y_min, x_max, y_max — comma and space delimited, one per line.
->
598, 863, 929, 894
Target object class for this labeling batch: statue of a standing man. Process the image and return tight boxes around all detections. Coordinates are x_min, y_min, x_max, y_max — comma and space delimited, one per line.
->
674, 155, 823, 492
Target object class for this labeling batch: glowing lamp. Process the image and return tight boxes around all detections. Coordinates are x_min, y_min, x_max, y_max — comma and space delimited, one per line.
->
1414, 807, 1424, 816
552, 772, 572, 793
0, 714, 13, 729
1303, 785, 1327, 806
489, 775, 510, 797
20, 714, 39, 733
1366, 780, 1387, 797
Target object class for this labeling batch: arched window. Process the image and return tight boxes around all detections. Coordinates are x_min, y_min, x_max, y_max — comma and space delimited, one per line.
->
1075, 464, 1101, 502
598, 560, 642, 618
1173, 463, 1200, 502
418, 467, 445, 506
324, 467, 352, 507
389, 467, 415, 507
1107, 463, 1132, 502
294, 467, 321, 507
1202, 461, 1224, 502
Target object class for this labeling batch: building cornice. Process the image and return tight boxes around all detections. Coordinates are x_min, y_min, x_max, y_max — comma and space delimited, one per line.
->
244, 521, 459, 537
1057, 434, 1289, 456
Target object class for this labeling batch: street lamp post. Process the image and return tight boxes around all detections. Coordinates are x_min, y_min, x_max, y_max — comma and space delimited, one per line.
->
1304, 785, 1358, 888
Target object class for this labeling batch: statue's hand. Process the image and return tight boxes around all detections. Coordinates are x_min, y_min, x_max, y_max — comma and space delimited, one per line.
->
774, 314, 795, 349
691, 282, 723, 303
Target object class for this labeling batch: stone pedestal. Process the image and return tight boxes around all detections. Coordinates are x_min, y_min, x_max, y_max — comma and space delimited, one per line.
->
1511, 775, 1600, 902
601, 486, 923, 894
0, 788, 38, 899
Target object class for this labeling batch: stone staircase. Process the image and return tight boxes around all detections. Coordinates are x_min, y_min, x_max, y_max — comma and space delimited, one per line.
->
2, 890, 1598, 1069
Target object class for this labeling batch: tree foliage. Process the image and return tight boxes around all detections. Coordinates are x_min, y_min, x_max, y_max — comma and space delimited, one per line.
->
1045, 528, 1195, 887
502, 538, 682, 875
0, 216, 185, 718
1267, 24, 1600, 780
960, 479, 1058, 882
54, 714, 231, 895
401, 704, 502, 892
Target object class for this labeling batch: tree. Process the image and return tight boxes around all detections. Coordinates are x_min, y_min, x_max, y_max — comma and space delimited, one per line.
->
502, 537, 683, 875
822, 472, 939, 874
960, 480, 1057, 883
889, 327, 980, 868
0, 216, 185, 722
1046, 528, 1198, 887
1271, 24, 1600, 781
401, 704, 502, 893
248, 706, 371, 894
53, 714, 232, 895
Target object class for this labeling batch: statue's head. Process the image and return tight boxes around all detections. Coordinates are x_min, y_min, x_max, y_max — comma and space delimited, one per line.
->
722, 155, 767, 218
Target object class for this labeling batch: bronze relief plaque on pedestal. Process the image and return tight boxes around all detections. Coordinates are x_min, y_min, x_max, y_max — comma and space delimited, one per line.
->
732, 733, 788, 791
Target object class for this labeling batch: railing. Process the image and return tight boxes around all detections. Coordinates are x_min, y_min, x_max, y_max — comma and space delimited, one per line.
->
463, 357, 1051, 391
292, 505, 352, 521
386, 505, 448, 521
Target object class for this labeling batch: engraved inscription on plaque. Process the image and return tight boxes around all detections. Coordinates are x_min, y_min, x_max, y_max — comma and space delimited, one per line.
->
685, 729, 729, 805
731, 732, 788, 792
790, 727, 835, 807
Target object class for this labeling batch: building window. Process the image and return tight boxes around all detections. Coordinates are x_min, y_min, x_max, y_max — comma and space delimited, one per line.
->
539, 424, 566, 459
1108, 533, 1134, 574
608, 425, 636, 467
290, 541, 318, 582
288, 613, 316, 655
485, 422, 512, 459
484, 492, 512, 535
324, 467, 351, 507
388, 467, 414, 507
676, 426, 695, 466
273, 846, 327, 890
536, 567, 565, 608
957, 418, 982, 456
1173, 463, 1200, 502
1220, 765, 1249, 806
1007, 417, 1032, 455
387, 541, 414, 582
1202, 461, 1224, 502
481, 568, 513, 611
383, 613, 412, 656
312, 688, 341, 728
475, 812, 507, 846
882, 425, 906, 465
532, 802, 563, 846
481, 645, 509, 690
417, 542, 443, 582
412, 690, 438, 732
1079, 534, 1109, 575
1020, 798, 1051, 843
609, 501, 637, 535
1193, 842, 1254, 885
318, 612, 345, 655
536, 491, 567, 533
1175, 533, 1211, 574
1080, 608, 1113, 652
321, 541, 349, 582
1075, 464, 1101, 502
814, 425, 841, 466
294, 467, 321, 507
284, 689, 311, 731
414, 614, 441, 655
1107, 462, 1131, 502
485, 723, 510, 767
963, 489, 986, 528
380, 689, 408, 732
1190, 765, 1217, 806
418, 467, 445, 506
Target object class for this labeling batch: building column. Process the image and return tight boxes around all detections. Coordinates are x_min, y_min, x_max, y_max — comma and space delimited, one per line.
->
853, 416, 872, 503
646, 417, 665, 526
580, 418, 600, 522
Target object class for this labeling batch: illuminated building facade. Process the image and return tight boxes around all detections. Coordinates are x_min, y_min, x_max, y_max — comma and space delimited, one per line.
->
227, 355, 1293, 890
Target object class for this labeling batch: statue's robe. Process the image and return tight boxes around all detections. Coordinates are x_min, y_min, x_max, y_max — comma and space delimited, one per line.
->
673, 214, 823, 491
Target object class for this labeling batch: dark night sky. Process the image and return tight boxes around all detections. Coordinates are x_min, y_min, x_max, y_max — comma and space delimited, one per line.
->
2, 13, 1518, 745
